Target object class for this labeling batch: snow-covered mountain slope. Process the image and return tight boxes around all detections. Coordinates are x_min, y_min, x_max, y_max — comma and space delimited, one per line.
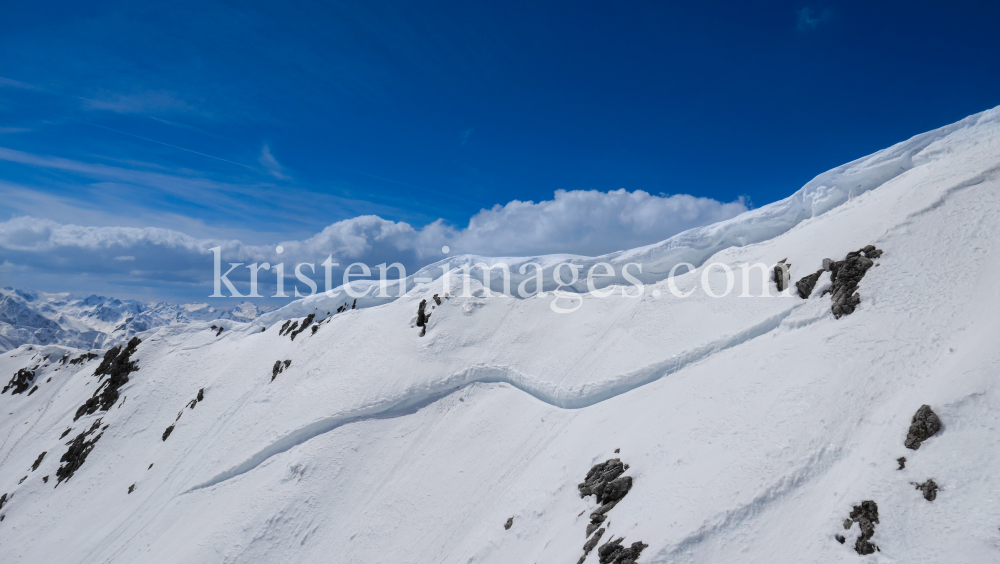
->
2, 106, 999, 564
0, 288, 268, 353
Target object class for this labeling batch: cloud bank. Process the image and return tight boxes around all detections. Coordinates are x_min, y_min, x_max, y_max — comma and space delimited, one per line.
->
0, 189, 747, 301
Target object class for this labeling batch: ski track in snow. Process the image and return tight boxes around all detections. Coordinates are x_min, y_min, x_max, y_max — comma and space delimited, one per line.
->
186, 305, 802, 492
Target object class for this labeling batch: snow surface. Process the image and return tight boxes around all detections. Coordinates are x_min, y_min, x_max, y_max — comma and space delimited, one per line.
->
1, 106, 1000, 563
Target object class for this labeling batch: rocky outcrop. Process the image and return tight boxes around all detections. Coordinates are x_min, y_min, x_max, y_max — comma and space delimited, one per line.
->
912, 479, 939, 501
905, 405, 941, 450
272, 360, 292, 381
773, 259, 790, 292
416, 299, 430, 336
31, 451, 46, 471
576, 458, 643, 563
289, 314, 315, 341
597, 537, 648, 564
504, 517, 513, 530
823, 246, 883, 318
74, 337, 141, 420
3, 367, 37, 394
846, 500, 880, 555
56, 419, 105, 485
795, 269, 824, 299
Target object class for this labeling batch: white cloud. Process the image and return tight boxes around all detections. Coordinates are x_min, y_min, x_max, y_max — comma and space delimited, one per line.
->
0, 189, 746, 300
258, 144, 289, 180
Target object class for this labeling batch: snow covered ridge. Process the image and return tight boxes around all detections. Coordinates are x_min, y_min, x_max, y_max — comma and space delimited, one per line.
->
0, 287, 271, 353
1, 106, 1000, 563
253, 106, 1000, 325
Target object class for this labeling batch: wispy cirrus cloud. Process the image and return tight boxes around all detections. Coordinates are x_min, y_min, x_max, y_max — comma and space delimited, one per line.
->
258, 143, 289, 180
796, 7, 834, 32
81, 90, 199, 116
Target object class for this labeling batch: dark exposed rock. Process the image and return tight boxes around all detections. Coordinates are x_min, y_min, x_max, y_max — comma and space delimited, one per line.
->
3, 368, 36, 394
897, 457, 906, 470
279, 320, 292, 335
60, 428, 72, 439
74, 337, 141, 421
504, 517, 513, 530
433, 294, 442, 306
42, 476, 48, 483
311, 325, 319, 334
271, 359, 292, 381
823, 245, 882, 318
795, 269, 825, 299
148, 463, 154, 470
905, 405, 941, 450
597, 537, 648, 564
18, 476, 26, 484
197, 388, 204, 402
835, 534, 846, 544
0, 493, 7, 510
352, 299, 356, 309
848, 500, 880, 555
162, 425, 175, 441
128, 483, 135, 494
68, 353, 98, 365
27, 385, 39, 396
31, 451, 46, 471
912, 479, 939, 501
290, 314, 316, 340
614, 448, 620, 453
843, 519, 852, 530
579, 527, 605, 564
56, 419, 104, 485
579, 459, 632, 505
416, 299, 429, 336
216, 326, 225, 336
774, 259, 790, 292
586, 521, 602, 537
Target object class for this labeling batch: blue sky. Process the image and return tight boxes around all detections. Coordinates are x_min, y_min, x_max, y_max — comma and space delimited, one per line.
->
2, 0, 999, 302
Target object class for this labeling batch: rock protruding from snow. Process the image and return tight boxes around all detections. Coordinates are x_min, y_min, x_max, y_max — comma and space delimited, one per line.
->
905, 405, 942, 450
596, 537, 648, 564
578, 459, 631, 505
504, 517, 513, 530
847, 500, 880, 555
912, 479, 939, 501
823, 245, 883, 318
795, 269, 824, 299
74, 337, 141, 420
416, 299, 430, 336
56, 419, 104, 485
271, 360, 291, 381
2, 367, 35, 395
773, 259, 790, 292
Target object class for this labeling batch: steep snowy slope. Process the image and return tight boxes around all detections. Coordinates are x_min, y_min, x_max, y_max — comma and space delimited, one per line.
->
1, 106, 999, 564
0, 288, 268, 353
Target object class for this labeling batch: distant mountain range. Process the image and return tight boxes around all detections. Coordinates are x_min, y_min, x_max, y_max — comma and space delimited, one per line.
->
0, 287, 271, 352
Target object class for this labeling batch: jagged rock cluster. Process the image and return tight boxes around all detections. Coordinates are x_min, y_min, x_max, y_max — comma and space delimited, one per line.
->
911, 479, 939, 501
67, 352, 98, 365
74, 337, 141, 420
904, 404, 941, 450
791, 245, 883, 318
823, 245, 883, 318
56, 419, 105, 485
576, 458, 644, 564
842, 500, 880, 555
272, 360, 292, 381
596, 538, 648, 564
795, 269, 824, 299
2, 367, 36, 394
